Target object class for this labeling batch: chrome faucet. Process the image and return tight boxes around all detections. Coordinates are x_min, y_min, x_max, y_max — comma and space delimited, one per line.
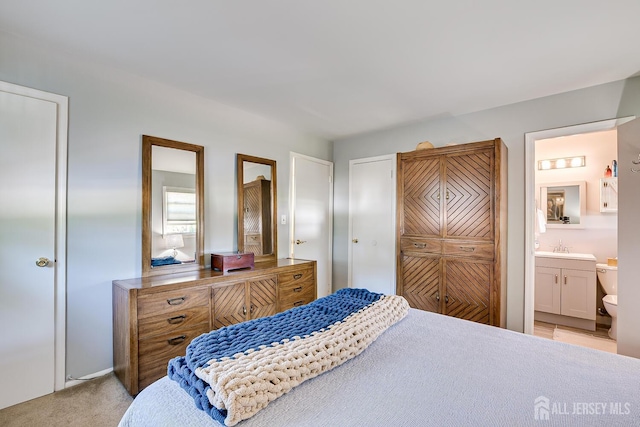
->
553, 239, 570, 253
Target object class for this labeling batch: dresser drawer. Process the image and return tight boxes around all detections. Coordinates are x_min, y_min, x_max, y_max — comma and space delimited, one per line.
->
137, 287, 209, 319
279, 285, 315, 311
400, 237, 442, 255
138, 306, 210, 339
278, 267, 314, 288
442, 241, 494, 260
138, 323, 210, 390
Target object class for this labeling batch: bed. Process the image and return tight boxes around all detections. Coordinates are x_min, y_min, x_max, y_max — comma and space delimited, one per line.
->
119, 290, 640, 426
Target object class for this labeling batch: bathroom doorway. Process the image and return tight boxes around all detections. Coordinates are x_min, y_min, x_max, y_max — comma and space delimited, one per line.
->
524, 118, 633, 351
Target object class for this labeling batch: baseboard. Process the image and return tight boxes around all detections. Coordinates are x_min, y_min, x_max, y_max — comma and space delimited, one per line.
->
64, 367, 113, 388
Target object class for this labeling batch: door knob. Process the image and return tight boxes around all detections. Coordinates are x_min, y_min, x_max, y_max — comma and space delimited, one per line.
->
36, 257, 50, 267
295, 239, 307, 245
352, 238, 359, 243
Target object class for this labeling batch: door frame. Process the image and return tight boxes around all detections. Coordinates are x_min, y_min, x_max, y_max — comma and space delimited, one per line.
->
347, 154, 397, 289
0, 81, 68, 391
288, 152, 334, 293
524, 116, 633, 335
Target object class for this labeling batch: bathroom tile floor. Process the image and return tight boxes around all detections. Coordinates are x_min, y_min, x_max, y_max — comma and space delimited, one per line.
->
534, 321, 617, 354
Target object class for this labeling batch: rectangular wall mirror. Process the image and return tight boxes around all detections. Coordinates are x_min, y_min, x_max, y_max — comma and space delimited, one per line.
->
538, 181, 586, 229
237, 154, 277, 263
142, 135, 204, 276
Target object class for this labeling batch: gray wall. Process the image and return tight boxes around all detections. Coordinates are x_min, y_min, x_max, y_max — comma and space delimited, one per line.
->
333, 76, 640, 334
0, 32, 331, 378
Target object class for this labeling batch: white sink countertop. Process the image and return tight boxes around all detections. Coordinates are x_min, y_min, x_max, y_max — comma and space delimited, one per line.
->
535, 251, 596, 261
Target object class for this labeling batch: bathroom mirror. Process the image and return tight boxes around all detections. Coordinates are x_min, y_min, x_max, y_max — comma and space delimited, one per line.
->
142, 135, 204, 276
538, 181, 586, 229
237, 154, 277, 263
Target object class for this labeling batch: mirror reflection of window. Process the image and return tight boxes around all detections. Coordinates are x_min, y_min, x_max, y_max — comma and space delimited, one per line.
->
152, 146, 196, 263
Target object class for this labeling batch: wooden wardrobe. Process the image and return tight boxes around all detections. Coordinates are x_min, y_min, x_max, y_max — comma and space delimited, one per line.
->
396, 138, 507, 327
243, 178, 272, 256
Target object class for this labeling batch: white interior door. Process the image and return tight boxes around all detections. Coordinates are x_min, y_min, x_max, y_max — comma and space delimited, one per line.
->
348, 155, 396, 294
617, 117, 640, 358
0, 83, 67, 409
289, 153, 333, 298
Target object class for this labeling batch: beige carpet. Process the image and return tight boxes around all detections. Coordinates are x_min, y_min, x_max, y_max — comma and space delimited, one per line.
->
553, 328, 617, 354
0, 372, 133, 427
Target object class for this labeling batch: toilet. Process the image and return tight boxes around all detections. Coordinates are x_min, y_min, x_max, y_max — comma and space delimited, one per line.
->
596, 263, 618, 340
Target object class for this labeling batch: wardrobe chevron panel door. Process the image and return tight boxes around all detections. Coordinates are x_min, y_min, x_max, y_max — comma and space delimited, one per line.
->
445, 151, 493, 239
402, 156, 441, 237
444, 259, 491, 324
396, 139, 507, 327
401, 255, 441, 313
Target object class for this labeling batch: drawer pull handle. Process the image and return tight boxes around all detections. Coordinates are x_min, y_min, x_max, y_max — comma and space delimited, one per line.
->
293, 286, 303, 292
293, 274, 303, 280
413, 243, 426, 249
168, 335, 186, 345
459, 247, 475, 252
293, 300, 305, 307
167, 297, 186, 305
167, 315, 186, 324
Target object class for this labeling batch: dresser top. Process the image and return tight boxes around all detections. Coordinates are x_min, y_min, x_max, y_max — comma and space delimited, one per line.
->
113, 258, 315, 291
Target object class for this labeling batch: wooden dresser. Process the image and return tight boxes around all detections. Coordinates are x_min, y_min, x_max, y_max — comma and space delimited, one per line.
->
113, 258, 316, 395
396, 139, 507, 327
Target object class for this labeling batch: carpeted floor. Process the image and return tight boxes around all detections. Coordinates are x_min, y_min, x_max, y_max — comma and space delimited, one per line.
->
0, 373, 133, 427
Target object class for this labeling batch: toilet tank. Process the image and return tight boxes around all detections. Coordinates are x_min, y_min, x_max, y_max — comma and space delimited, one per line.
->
596, 263, 618, 295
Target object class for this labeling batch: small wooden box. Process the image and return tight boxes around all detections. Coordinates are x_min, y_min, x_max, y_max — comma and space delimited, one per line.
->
211, 252, 254, 273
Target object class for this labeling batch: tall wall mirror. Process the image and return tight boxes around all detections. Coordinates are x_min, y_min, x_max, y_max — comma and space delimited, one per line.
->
237, 154, 277, 263
142, 135, 204, 276
538, 181, 586, 229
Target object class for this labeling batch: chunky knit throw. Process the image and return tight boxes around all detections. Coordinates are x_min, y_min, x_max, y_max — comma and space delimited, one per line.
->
168, 288, 409, 426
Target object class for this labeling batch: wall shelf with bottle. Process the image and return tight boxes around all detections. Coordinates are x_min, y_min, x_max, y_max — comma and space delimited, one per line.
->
599, 177, 618, 213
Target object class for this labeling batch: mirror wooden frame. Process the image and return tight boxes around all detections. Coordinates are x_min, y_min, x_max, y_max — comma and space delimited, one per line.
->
237, 154, 277, 263
142, 135, 204, 276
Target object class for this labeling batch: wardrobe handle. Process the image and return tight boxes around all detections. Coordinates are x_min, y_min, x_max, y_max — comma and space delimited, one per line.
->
446, 191, 450, 200
413, 243, 426, 249
167, 315, 186, 324
250, 304, 255, 314
167, 297, 186, 305
242, 306, 247, 315
445, 295, 449, 304
435, 291, 440, 302
459, 246, 475, 252
167, 335, 186, 345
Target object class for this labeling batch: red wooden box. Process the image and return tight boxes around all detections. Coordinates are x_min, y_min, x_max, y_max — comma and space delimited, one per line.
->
211, 252, 254, 273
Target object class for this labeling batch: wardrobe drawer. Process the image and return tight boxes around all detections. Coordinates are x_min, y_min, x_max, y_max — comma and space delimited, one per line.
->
442, 241, 494, 259
278, 267, 314, 288
137, 287, 209, 319
138, 306, 210, 339
400, 237, 442, 255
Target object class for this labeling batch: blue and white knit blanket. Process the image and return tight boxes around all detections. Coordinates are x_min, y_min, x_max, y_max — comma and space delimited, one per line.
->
168, 288, 409, 426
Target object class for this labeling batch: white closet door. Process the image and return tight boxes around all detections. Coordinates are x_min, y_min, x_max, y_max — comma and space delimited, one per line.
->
0, 87, 59, 409
348, 155, 396, 295
289, 154, 333, 298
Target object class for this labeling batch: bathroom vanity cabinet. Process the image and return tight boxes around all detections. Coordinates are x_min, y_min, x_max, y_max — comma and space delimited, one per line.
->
534, 253, 596, 331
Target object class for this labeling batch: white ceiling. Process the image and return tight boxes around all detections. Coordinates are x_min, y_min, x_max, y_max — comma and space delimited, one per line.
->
2, 1, 640, 140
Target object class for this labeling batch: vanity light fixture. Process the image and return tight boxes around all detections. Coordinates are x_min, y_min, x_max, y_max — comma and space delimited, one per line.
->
538, 156, 585, 170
